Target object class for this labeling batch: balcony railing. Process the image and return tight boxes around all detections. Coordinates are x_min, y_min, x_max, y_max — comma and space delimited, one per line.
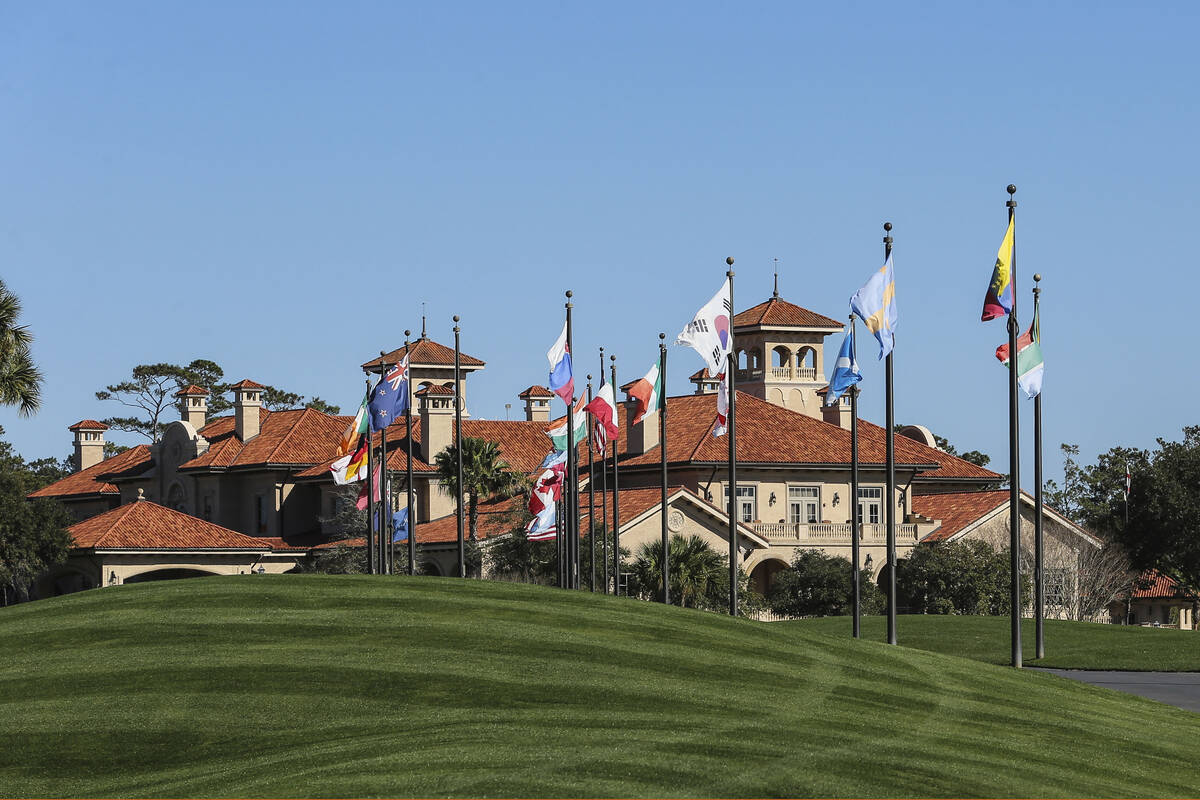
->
736, 366, 819, 382
751, 522, 920, 544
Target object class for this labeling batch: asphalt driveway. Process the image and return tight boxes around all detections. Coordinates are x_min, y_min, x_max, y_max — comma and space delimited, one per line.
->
1036, 669, 1200, 713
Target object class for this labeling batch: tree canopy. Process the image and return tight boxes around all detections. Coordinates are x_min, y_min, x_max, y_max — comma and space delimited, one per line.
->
0, 280, 43, 417
766, 549, 883, 617
0, 427, 73, 604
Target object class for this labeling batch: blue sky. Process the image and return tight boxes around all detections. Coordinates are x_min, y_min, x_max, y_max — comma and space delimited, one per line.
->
2, 2, 1195, 486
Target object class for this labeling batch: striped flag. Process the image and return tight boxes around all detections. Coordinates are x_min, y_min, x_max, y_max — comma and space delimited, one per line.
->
850, 254, 899, 359
628, 362, 662, 426
545, 395, 587, 451
995, 305, 1043, 399
824, 326, 861, 406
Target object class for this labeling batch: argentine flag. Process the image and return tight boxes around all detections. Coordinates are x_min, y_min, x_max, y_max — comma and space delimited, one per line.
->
850, 253, 899, 359
825, 326, 862, 406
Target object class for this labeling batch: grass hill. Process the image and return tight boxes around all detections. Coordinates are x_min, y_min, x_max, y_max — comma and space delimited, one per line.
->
792, 615, 1200, 671
2, 575, 1199, 798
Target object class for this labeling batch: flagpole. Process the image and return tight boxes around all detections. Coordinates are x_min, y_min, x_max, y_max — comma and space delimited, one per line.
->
883, 224, 897, 645
405, 330, 416, 576
850, 315, 861, 639
1006, 184, 1023, 669
565, 291, 578, 590
454, 315, 466, 579
659, 332, 670, 605
378, 352, 391, 575
587, 376, 596, 592
726, 257, 738, 617
365, 376, 376, 575
1033, 274, 1044, 660
599, 352, 610, 594
610, 354, 621, 595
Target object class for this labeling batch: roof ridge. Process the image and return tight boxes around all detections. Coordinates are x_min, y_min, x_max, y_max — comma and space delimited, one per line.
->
90, 501, 142, 548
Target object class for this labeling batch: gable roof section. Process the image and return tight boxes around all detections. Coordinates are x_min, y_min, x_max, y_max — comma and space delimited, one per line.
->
913, 490, 1102, 547
69, 500, 271, 550
69, 419, 109, 431
580, 486, 770, 548
29, 445, 154, 499
1133, 570, 1191, 599
733, 297, 844, 330
179, 408, 347, 471
362, 337, 485, 372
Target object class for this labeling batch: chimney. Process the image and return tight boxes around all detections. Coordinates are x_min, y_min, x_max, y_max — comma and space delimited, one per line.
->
69, 420, 108, 472
518, 385, 552, 422
689, 368, 720, 395
418, 385, 455, 463
230, 380, 264, 441
623, 395, 660, 456
175, 384, 209, 429
818, 387, 853, 431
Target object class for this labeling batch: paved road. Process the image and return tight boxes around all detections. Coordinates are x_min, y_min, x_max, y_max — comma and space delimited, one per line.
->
1035, 669, 1200, 713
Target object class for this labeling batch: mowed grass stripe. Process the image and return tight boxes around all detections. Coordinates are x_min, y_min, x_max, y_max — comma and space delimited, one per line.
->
0, 575, 1197, 798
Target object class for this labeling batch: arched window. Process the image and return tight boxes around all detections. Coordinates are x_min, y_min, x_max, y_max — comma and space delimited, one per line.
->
772, 346, 791, 368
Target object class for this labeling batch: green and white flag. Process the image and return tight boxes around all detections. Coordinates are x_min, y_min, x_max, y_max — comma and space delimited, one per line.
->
627, 363, 662, 425
995, 307, 1043, 399
546, 394, 587, 450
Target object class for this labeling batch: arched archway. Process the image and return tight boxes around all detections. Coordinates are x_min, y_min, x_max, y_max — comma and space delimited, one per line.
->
749, 558, 789, 596
795, 347, 817, 378
420, 560, 443, 577
772, 345, 792, 369
124, 568, 220, 584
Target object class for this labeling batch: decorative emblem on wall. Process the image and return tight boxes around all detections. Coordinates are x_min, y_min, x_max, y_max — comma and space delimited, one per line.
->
667, 509, 685, 532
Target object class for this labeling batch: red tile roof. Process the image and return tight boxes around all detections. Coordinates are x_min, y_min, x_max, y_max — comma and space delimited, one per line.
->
29, 445, 154, 499
174, 385, 209, 397
733, 297, 844, 330
1133, 571, 1192, 599
363, 337, 485, 371
416, 384, 455, 396
69, 501, 271, 550
179, 408, 347, 471
518, 385, 554, 399
912, 491, 1009, 542
68, 420, 109, 431
415, 495, 527, 544
689, 368, 718, 381
228, 379, 265, 390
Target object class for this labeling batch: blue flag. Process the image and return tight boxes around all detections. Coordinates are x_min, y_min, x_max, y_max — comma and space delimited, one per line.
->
824, 326, 861, 406
392, 507, 409, 543
850, 253, 898, 359
369, 356, 409, 432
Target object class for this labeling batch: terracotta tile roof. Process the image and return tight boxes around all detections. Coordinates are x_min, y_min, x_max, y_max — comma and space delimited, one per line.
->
293, 422, 438, 478
68, 420, 109, 431
415, 495, 527, 544
912, 491, 1009, 542
579, 486, 768, 547
518, 385, 554, 399
29, 445, 154, 499
689, 368, 717, 381
228, 379, 265, 390
733, 297, 844, 330
616, 392, 989, 476
461, 419, 562, 473
363, 337, 486, 371
179, 408, 347, 471
1133, 570, 1191, 599
857, 420, 1002, 482
416, 384, 455, 396
174, 385, 209, 397
69, 501, 271, 550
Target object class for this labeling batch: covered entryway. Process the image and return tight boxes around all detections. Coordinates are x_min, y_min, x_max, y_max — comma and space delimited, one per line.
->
749, 558, 789, 596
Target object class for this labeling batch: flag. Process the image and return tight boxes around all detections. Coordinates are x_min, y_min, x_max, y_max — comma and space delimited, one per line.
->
539, 449, 568, 469
586, 382, 620, 440
850, 253, 899, 359
824, 326, 862, 406
338, 393, 370, 456
546, 322, 574, 405
545, 395, 587, 451
356, 459, 382, 510
392, 507, 409, 542
368, 356, 409, 432
528, 463, 566, 518
994, 306, 1043, 399
982, 216, 1015, 321
676, 277, 733, 376
628, 362, 662, 426
712, 371, 728, 437
330, 438, 368, 484
526, 504, 557, 541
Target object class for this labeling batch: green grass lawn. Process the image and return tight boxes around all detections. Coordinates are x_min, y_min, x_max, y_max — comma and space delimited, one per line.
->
791, 615, 1200, 671
2, 576, 1200, 798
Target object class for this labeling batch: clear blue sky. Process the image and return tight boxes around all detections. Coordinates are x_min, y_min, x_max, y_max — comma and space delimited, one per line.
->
2, 2, 1195, 487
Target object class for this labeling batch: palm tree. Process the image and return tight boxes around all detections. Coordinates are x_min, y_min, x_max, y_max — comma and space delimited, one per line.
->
0, 281, 41, 417
434, 437, 526, 546
630, 534, 725, 609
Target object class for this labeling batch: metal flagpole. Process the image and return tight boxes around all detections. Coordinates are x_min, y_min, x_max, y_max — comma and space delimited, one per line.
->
1033, 274, 1044, 660
599, 351, 610, 594
365, 376, 376, 575
378, 352, 391, 575
659, 333, 670, 605
850, 315, 861, 639
610, 355, 621, 595
726, 258, 738, 617
587, 376, 596, 592
883, 222, 896, 646
405, 331, 416, 576
454, 315, 466, 579
565, 291, 578, 589
1006, 184, 1023, 669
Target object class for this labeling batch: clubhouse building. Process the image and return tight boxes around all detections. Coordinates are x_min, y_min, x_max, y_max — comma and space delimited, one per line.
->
30, 292, 1106, 614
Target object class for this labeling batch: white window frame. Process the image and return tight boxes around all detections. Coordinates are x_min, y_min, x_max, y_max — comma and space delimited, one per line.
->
788, 485, 821, 524
723, 484, 758, 524
858, 486, 883, 525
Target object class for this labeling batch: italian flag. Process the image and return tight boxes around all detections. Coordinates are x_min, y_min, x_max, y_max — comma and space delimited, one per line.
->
545, 395, 588, 451
628, 363, 662, 426
338, 393, 370, 456
995, 308, 1044, 399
